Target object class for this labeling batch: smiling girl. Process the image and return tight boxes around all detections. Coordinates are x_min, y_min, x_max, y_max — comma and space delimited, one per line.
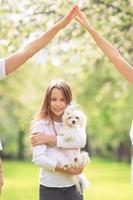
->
30, 79, 87, 200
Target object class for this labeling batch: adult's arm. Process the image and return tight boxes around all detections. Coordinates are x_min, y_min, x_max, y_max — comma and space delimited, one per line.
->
4, 6, 75, 75
74, 5, 133, 84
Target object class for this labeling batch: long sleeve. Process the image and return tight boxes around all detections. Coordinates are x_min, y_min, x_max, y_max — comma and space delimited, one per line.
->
32, 145, 57, 172
0, 140, 2, 151
130, 121, 133, 146
0, 59, 6, 80
31, 120, 57, 171
57, 130, 86, 148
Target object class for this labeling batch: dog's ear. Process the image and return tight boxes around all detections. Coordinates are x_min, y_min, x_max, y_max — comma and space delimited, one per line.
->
62, 113, 66, 124
62, 111, 70, 126
78, 111, 87, 129
70, 101, 79, 110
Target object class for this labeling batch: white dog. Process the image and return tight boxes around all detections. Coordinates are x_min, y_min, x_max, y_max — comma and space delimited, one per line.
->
57, 103, 90, 194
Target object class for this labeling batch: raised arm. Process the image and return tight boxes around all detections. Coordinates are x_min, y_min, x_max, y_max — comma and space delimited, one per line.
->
4, 6, 76, 76
74, 5, 133, 84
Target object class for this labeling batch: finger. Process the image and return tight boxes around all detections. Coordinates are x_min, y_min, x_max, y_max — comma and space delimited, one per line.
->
67, 10, 76, 20
30, 133, 37, 138
30, 134, 34, 138
31, 140, 35, 145
67, 4, 79, 19
74, 5, 80, 12
30, 136, 36, 142
74, 6, 84, 19
75, 4, 80, 10
31, 141, 36, 146
75, 16, 83, 24
74, 9, 83, 18
31, 138, 37, 144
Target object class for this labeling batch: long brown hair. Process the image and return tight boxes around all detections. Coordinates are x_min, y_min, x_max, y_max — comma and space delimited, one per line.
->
35, 79, 72, 121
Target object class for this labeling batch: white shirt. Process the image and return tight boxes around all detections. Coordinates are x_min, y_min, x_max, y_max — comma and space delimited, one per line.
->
0, 59, 6, 80
0, 140, 2, 151
31, 119, 86, 188
130, 121, 133, 145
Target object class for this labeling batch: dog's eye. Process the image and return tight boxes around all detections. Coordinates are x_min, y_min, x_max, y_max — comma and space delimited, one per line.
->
76, 117, 79, 119
68, 117, 71, 119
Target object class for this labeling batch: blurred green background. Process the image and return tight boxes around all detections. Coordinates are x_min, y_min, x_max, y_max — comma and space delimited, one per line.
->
0, 0, 133, 199
1, 158, 133, 200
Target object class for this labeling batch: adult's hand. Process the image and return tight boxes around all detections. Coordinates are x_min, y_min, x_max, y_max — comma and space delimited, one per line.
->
57, 5, 76, 29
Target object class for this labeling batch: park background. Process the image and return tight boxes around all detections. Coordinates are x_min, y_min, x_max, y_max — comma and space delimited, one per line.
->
0, 0, 133, 199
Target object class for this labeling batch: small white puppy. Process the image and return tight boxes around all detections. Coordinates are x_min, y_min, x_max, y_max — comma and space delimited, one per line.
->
58, 103, 90, 194
62, 104, 87, 143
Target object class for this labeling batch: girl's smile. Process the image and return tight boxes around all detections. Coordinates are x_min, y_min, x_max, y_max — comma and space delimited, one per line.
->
50, 88, 67, 121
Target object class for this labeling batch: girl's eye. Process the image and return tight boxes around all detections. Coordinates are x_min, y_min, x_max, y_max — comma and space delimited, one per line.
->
51, 98, 56, 101
61, 99, 65, 101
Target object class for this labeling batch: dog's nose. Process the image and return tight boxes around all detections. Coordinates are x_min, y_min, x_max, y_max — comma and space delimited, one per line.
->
72, 120, 75, 124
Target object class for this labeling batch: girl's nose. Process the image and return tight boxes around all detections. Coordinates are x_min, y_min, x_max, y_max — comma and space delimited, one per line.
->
55, 101, 61, 106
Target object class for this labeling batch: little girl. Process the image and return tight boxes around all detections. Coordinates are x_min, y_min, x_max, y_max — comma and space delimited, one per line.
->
30, 79, 87, 200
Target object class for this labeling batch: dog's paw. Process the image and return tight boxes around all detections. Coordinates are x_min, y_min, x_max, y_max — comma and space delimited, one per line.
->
60, 161, 70, 170
63, 164, 70, 170
71, 157, 80, 168
64, 135, 74, 142
80, 151, 90, 166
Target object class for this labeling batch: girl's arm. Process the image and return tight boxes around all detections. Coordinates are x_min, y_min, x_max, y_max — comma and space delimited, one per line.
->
4, 6, 75, 76
33, 145, 84, 175
31, 120, 57, 171
31, 120, 84, 174
31, 130, 86, 148
32, 145, 57, 171
74, 5, 133, 84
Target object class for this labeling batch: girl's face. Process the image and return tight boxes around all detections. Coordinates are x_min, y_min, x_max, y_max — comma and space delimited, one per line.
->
50, 88, 67, 121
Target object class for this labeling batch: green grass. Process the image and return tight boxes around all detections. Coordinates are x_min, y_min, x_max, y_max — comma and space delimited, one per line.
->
1, 158, 133, 200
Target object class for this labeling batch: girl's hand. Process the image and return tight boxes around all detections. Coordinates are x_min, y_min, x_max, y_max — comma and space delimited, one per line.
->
57, 5, 76, 29
31, 133, 47, 146
65, 165, 84, 175
74, 5, 89, 30
31, 134, 56, 146
55, 162, 84, 175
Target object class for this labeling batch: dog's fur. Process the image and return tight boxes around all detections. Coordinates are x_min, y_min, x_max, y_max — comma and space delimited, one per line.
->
57, 103, 90, 194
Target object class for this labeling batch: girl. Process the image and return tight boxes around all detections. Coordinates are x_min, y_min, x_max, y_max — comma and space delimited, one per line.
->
30, 79, 87, 200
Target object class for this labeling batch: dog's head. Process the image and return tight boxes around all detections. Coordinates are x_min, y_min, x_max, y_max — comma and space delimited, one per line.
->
62, 103, 87, 128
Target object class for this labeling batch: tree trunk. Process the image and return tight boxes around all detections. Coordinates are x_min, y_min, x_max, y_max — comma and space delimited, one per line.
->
17, 130, 25, 160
